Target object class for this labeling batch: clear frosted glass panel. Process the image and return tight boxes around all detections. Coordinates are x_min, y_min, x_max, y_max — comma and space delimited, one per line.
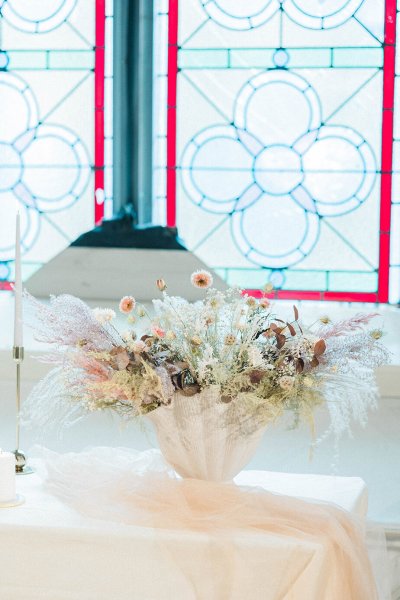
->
179, 50, 229, 68
287, 49, 331, 68
283, 270, 327, 291
0, 0, 96, 283
172, 0, 384, 296
333, 48, 383, 68
49, 50, 94, 69
328, 272, 378, 292
389, 267, 400, 304
8, 51, 47, 69
390, 205, 400, 265
229, 50, 274, 69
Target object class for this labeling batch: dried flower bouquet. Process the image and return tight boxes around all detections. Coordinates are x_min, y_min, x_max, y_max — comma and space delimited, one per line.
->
26, 271, 388, 454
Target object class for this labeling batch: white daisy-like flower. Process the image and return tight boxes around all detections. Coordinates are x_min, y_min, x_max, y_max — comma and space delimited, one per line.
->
131, 340, 146, 354
122, 330, 137, 342
92, 308, 116, 324
303, 376, 314, 388
248, 346, 264, 367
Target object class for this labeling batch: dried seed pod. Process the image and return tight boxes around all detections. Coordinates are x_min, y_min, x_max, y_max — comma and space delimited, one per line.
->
156, 278, 167, 292
221, 395, 233, 403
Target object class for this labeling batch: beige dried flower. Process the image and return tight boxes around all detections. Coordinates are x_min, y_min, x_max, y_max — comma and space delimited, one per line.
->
264, 282, 274, 293
122, 330, 136, 342
278, 375, 295, 391
127, 315, 136, 324
137, 307, 146, 318
209, 298, 221, 309
205, 314, 215, 326
370, 329, 383, 340
259, 298, 270, 309
303, 376, 314, 388
119, 296, 136, 314
319, 315, 331, 325
191, 335, 202, 346
224, 333, 236, 346
191, 270, 213, 289
166, 330, 176, 341
151, 325, 166, 339
131, 340, 146, 354
156, 278, 167, 292
246, 297, 257, 308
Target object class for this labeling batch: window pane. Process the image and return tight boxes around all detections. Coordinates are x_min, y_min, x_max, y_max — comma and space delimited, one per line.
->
0, 0, 112, 284
155, 0, 393, 301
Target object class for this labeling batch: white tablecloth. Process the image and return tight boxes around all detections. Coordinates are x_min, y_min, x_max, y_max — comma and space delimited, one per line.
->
0, 458, 374, 600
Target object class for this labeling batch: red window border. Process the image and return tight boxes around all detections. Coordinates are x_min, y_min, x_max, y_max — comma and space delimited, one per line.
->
94, 0, 105, 226
165, 0, 397, 303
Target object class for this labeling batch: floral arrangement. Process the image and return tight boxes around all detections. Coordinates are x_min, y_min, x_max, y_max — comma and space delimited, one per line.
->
25, 271, 388, 442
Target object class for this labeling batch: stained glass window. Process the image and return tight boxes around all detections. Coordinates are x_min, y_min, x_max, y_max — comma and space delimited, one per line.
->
0, 0, 113, 288
156, 0, 399, 303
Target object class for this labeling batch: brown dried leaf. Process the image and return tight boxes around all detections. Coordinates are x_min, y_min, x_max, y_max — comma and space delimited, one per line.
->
293, 305, 299, 321
249, 369, 265, 384
314, 339, 326, 357
262, 329, 275, 338
287, 322, 296, 337
296, 358, 304, 373
276, 333, 286, 349
310, 356, 319, 368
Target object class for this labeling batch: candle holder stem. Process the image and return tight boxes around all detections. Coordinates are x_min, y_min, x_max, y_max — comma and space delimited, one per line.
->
12, 346, 33, 475
16, 360, 21, 450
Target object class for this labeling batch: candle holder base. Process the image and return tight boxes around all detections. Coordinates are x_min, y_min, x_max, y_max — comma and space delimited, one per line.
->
16, 466, 34, 476
14, 450, 34, 475
0, 494, 25, 508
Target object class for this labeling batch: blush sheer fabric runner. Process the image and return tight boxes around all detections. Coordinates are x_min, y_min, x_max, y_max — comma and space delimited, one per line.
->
33, 447, 387, 600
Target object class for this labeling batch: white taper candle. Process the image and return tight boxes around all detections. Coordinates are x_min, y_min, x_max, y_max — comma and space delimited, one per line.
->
14, 212, 23, 348
0, 450, 16, 502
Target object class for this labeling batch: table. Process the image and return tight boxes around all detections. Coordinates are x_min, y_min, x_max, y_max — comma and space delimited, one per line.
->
0, 454, 372, 600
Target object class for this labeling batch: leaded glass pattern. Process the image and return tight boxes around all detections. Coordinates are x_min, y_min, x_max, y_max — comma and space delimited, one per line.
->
0, 0, 110, 287
161, 0, 397, 302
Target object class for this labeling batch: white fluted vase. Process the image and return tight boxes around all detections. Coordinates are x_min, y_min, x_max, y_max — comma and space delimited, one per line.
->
145, 386, 266, 481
